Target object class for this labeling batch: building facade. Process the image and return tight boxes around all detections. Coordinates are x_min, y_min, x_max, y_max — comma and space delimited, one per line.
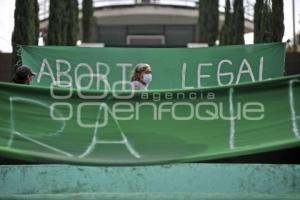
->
39, 0, 254, 47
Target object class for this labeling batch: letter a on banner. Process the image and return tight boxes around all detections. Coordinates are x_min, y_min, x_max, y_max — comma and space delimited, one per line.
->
78, 103, 141, 159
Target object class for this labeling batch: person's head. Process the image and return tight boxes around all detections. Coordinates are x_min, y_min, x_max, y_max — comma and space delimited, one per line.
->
12, 65, 36, 85
131, 63, 152, 85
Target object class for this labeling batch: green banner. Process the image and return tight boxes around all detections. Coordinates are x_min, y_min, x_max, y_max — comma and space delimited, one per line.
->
0, 75, 300, 165
21, 43, 286, 90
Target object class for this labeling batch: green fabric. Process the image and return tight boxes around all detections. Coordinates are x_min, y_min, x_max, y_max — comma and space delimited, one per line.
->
21, 43, 285, 89
0, 75, 300, 165
0, 43, 298, 165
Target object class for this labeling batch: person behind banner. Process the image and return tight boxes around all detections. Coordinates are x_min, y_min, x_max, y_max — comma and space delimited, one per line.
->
12, 65, 37, 85
130, 63, 152, 90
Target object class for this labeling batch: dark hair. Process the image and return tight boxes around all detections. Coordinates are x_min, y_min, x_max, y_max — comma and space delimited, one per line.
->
12, 66, 35, 85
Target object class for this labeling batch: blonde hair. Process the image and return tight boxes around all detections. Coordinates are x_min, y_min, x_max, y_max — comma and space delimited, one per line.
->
130, 63, 151, 82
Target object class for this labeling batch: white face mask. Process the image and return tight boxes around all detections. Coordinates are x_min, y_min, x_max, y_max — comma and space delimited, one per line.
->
143, 74, 152, 84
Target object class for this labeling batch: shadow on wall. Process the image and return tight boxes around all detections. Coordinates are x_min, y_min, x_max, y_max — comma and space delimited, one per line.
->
1, 146, 300, 165
285, 52, 300, 75
206, 146, 300, 164
0, 53, 12, 82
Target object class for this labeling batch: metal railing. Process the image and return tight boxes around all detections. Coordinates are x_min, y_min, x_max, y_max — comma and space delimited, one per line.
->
39, 0, 254, 21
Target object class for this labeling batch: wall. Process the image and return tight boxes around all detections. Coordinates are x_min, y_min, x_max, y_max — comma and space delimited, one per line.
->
0, 53, 12, 82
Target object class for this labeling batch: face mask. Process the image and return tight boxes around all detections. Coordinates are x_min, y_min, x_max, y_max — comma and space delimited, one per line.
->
143, 74, 152, 84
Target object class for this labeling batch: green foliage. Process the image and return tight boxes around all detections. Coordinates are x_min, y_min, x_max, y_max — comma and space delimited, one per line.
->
232, 0, 245, 44
260, 1, 273, 43
254, 0, 263, 43
198, 0, 219, 46
220, 0, 234, 45
65, 0, 79, 45
47, 0, 65, 45
271, 0, 284, 42
198, 0, 208, 43
254, 0, 284, 43
47, 0, 79, 45
11, 0, 39, 68
82, 0, 94, 43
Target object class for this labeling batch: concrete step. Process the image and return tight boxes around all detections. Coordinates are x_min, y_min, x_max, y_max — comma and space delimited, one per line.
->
0, 164, 299, 199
